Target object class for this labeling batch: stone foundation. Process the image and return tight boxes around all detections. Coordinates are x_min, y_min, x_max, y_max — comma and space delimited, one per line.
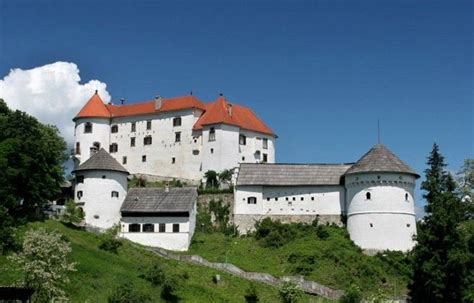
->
131, 173, 201, 186
234, 214, 343, 234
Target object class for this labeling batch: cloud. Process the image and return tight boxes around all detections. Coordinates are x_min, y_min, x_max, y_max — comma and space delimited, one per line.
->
0, 61, 111, 146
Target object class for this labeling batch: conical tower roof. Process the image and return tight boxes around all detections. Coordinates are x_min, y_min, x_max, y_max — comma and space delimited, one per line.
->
73, 91, 111, 121
73, 148, 128, 174
345, 144, 419, 178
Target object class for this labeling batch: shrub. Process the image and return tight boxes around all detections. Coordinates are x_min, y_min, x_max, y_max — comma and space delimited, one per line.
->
140, 262, 166, 286
315, 225, 330, 240
61, 199, 84, 224
254, 218, 296, 248
99, 225, 122, 254
108, 282, 151, 303
161, 274, 182, 301
340, 284, 362, 303
287, 253, 316, 276
244, 282, 259, 302
278, 281, 303, 303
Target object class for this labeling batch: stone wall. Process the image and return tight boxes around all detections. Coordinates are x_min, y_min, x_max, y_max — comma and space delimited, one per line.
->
197, 193, 234, 209
234, 214, 342, 234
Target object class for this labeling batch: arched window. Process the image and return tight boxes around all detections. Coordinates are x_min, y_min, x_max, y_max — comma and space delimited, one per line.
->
405, 193, 409, 201
129, 224, 140, 232
366, 192, 371, 200
209, 127, 216, 142
143, 224, 154, 232
247, 197, 257, 204
84, 122, 93, 133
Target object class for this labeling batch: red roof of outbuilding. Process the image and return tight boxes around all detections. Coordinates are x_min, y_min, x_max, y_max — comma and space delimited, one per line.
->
193, 96, 275, 136
74, 91, 111, 120
74, 93, 274, 136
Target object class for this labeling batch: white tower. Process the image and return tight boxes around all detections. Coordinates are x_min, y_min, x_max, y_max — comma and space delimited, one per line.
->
345, 144, 419, 252
73, 148, 129, 230
72, 91, 111, 165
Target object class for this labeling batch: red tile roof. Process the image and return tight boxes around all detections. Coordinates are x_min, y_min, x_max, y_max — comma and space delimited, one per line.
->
74, 93, 274, 136
193, 96, 275, 136
73, 91, 110, 120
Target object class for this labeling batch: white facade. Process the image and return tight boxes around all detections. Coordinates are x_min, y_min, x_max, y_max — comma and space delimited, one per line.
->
120, 204, 196, 251
74, 112, 276, 182
74, 170, 128, 230
345, 172, 417, 252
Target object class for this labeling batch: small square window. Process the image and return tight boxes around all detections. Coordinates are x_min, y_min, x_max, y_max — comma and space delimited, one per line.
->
247, 197, 257, 204
131, 137, 136, 147
109, 143, 118, 153
84, 122, 92, 133
239, 134, 246, 145
173, 117, 182, 127
210, 148, 214, 154
370, 223, 373, 228
146, 120, 152, 130
122, 156, 127, 164
285, 197, 289, 201
131, 122, 136, 132
172, 224, 180, 233
172, 157, 176, 164
262, 153, 268, 163
266, 197, 270, 201
142, 155, 146, 162
144, 136, 152, 145
242, 157, 245, 161
175, 132, 181, 142
292, 197, 296, 201
111, 125, 118, 133
159, 223, 166, 233
311, 197, 315, 201
111, 191, 119, 198
274, 197, 278, 201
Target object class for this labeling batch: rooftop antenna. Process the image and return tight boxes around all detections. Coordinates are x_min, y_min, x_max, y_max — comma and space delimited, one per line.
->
377, 118, 381, 144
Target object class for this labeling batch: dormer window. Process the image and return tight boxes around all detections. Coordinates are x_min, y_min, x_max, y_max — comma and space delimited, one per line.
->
239, 134, 246, 145
84, 122, 92, 133
209, 127, 216, 141
111, 125, 118, 133
173, 117, 182, 127
144, 136, 152, 145
109, 143, 118, 153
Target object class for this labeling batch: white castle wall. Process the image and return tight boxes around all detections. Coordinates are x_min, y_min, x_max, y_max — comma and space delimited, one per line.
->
108, 109, 204, 180
74, 118, 110, 163
345, 172, 417, 251
120, 205, 196, 251
74, 170, 128, 230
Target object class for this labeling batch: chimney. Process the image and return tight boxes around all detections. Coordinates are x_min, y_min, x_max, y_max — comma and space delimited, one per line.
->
155, 95, 162, 110
120, 98, 125, 105
227, 103, 232, 116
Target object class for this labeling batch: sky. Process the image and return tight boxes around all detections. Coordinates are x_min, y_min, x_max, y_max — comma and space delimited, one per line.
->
0, 0, 472, 214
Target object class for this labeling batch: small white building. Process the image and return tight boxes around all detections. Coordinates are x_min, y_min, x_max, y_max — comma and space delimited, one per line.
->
72, 91, 276, 182
234, 144, 419, 252
119, 187, 197, 251
73, 148, 129, 230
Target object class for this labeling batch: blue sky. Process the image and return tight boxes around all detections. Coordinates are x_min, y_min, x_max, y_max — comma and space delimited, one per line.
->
0, 0, 472, 212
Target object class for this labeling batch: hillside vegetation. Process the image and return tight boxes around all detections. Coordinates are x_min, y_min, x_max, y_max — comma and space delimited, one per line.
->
0, 220, 324, 303
189, 217, 411, 299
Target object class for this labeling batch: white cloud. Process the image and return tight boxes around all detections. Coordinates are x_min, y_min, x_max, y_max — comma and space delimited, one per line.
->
0, 61, 111, 146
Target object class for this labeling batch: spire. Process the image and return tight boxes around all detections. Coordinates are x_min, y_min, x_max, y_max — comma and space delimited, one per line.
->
73, 92, 111, 121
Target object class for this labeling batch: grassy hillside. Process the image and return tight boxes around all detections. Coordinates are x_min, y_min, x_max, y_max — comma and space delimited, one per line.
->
0, 220, 325, 303
188, 223, 411, 299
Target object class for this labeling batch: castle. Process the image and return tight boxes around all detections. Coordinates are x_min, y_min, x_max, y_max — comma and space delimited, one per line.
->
72, 92, 419, 252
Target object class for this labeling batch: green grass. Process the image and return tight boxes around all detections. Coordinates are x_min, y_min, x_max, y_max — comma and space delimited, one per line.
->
188, 225, 411, 298
0, 220, 329, 302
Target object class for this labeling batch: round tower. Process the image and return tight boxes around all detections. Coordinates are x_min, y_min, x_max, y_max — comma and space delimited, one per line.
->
344, 144, 419, 252
73, 148, 129, 230
72, 91, 111, 165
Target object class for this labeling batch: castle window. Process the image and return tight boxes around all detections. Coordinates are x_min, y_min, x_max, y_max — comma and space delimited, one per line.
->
210, 148, 214, 154
293, 197, 296, 201
172, 157, 176, 164
122, 156, 127, 164
239, 134, 246, 145
262, 153, 268, 163
84, 122, 92, 133
266, 197, 270, 201
131, 137, 136, 147
76, 190, 83, 199
129, 224, 140, 232
102, 175, 106, 179
175, 132, 181, 143
274, 197, 278, 201
111, 125, 118, 133
377, 175, 381, 180
131, 122, 136, 132
172, 224, 180, 233
109, 143, 118, 153
369, 223, 373, 228
247, 197, 257, 204
406, 224, 411, 228
144, 136, 152, 145
366, 192, 371, 200
76, 175, 84, 184
263, 138, 268, 149
285, 197, 289, 201
311, 197, 315, 201
111, 191, 119, 198
142, 155, 146, 162
209, 127, 216, 141
143, 224, 154, 232
405, 193, 409, 201
242, 156, 245, 161
173, 117, 182, 127
159, 223, 166, 232
75, 142, 81, 155
146, 120, 152, 130
301, 197, 304, 201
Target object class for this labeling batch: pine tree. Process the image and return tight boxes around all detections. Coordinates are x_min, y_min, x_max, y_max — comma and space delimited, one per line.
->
409, 144, 470, 302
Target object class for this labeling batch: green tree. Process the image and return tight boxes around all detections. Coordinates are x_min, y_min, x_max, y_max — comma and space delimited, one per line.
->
8, 228, 76, 302
278, 281, 303, 303
408, 144, 471, 302
61, 199, 84, 224
0, 99, 67, 252
204, 170, 219, 189
218, 169, 233, 186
